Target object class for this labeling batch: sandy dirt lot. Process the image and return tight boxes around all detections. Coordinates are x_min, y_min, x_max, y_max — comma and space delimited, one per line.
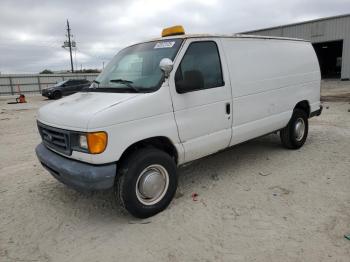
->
0, 85, 350, 261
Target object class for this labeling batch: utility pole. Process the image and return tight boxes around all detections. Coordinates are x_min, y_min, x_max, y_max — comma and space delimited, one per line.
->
65, 20, 74, 73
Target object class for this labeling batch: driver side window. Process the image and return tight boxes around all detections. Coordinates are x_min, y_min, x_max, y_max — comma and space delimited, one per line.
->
175, 41, 224, 93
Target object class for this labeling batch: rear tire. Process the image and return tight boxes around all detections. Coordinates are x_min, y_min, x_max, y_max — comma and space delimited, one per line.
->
116, 147, 177, 218
280, 109, 308, 149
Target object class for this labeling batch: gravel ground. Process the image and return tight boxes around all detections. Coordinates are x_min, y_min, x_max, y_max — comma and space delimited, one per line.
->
0, 89, 350, 261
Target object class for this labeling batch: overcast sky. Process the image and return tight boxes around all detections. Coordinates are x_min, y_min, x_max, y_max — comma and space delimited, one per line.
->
0, 0, 349, 73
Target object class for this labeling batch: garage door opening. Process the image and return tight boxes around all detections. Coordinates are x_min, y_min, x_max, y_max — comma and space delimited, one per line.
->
313, 40, 343, 79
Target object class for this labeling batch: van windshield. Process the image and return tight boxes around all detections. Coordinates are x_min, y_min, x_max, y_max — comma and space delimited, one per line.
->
90, 39, 183, 93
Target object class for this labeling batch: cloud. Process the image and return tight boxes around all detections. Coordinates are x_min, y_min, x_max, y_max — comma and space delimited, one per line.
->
0, 0, 349, 73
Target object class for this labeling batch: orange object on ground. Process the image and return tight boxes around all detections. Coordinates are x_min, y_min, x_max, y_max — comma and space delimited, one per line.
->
7, 85, 27, 104
16, 94, 26, 103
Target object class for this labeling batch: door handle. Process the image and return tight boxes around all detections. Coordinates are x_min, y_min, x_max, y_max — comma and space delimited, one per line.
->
226, 103, 230, 115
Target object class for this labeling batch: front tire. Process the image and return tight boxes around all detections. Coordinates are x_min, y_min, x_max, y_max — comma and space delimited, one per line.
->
52, 91, 62, 100
116, 148, 177, 218
280, 108, 309, 149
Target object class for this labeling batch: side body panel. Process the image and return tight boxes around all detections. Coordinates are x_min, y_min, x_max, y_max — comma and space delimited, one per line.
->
62, 81, 76, 95
220, 38, 321, 146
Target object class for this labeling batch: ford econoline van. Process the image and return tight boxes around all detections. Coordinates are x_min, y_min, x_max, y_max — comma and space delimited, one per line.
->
36, 26, 322, 218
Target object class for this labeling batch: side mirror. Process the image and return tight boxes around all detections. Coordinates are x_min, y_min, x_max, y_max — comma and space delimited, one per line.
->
159, 58, 174, 78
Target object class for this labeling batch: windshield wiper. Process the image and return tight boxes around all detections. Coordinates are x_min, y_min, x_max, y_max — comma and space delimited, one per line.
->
110, 79, 140, 92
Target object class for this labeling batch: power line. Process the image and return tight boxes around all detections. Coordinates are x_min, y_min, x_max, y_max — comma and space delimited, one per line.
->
75, 47, 111, 61
0, 41, 61, 49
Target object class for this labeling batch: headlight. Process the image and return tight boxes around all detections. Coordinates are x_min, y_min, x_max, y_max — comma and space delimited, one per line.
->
79, 135, 88, 150
76, 132, 107, 154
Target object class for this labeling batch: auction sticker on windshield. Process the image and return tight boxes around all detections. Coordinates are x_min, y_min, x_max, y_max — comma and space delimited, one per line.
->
154, 41, 176, 49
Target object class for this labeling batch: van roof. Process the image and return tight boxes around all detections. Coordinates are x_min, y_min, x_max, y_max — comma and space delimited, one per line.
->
151, 33, 309, 43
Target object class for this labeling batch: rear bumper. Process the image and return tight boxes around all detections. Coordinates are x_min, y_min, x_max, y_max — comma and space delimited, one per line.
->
35, 143, 116, 191
310, 105, 323, 118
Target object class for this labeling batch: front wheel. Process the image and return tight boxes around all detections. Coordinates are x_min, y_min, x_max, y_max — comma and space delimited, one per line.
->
52, 91, 62, 100
280, 109, 309, 149
116, 148, 177, 218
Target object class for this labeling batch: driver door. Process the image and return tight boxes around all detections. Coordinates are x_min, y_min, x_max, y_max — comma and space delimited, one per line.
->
169, 38, 232, 162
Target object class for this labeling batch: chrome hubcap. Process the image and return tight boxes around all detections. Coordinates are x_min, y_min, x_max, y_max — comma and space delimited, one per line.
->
294, 118, 305, 141
136, 164, 169, 205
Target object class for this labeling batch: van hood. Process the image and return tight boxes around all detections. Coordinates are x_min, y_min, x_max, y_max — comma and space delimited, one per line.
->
37, 92, 140, 130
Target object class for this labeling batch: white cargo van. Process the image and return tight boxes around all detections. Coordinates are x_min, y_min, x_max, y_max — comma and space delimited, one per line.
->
36, 26, 322, 218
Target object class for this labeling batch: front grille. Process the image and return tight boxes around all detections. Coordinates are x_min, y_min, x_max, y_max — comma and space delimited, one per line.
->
38, 122, 71, 155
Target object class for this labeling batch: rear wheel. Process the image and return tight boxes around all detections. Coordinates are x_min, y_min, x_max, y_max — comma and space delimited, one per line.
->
116, 147, 177, 218
280, 109, 308, 149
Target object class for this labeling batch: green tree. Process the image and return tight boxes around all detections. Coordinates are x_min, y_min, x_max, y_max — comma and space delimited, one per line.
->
40, 69, 54, 74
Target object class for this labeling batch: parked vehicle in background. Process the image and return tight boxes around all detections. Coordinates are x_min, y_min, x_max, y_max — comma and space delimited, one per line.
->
35, 25, 322, 218
41, 79, 91, 99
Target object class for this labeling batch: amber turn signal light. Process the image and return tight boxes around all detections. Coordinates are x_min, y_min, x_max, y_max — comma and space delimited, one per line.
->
87, 132, 108, 154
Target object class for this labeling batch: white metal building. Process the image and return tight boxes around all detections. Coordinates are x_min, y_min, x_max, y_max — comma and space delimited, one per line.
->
242, 14, 350, 80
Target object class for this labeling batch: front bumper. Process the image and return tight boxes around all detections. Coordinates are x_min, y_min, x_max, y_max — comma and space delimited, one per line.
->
35, 143, 116, 191
41, 89, 52, 97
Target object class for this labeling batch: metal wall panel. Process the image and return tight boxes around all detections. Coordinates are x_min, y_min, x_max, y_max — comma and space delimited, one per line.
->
0, 73, 99, 95
243, 15, 350, 79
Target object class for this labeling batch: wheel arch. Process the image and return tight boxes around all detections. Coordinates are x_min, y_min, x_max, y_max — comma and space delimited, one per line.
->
294, 100, 310, 117
117, 136, 179, 166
